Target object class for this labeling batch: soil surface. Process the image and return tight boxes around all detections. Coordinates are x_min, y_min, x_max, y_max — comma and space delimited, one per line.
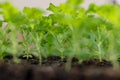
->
1, 55, 120, 80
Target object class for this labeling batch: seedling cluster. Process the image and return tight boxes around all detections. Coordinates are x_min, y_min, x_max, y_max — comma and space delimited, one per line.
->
0, 0, 120, 67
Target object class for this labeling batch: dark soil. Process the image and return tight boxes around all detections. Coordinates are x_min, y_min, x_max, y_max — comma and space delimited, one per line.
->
1, 55, 120, 80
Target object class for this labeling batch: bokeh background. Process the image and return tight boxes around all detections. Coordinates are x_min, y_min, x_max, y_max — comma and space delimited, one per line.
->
0, 0, 119, 10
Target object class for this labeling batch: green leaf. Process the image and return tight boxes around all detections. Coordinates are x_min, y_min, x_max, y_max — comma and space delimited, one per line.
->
0, 2, 20, 21
47, 3, 61, 13
23, 7, 43, 19
67, 0, 83, 8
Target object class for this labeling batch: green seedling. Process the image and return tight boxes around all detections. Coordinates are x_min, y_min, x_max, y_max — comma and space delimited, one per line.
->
0, 0, 120, 69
